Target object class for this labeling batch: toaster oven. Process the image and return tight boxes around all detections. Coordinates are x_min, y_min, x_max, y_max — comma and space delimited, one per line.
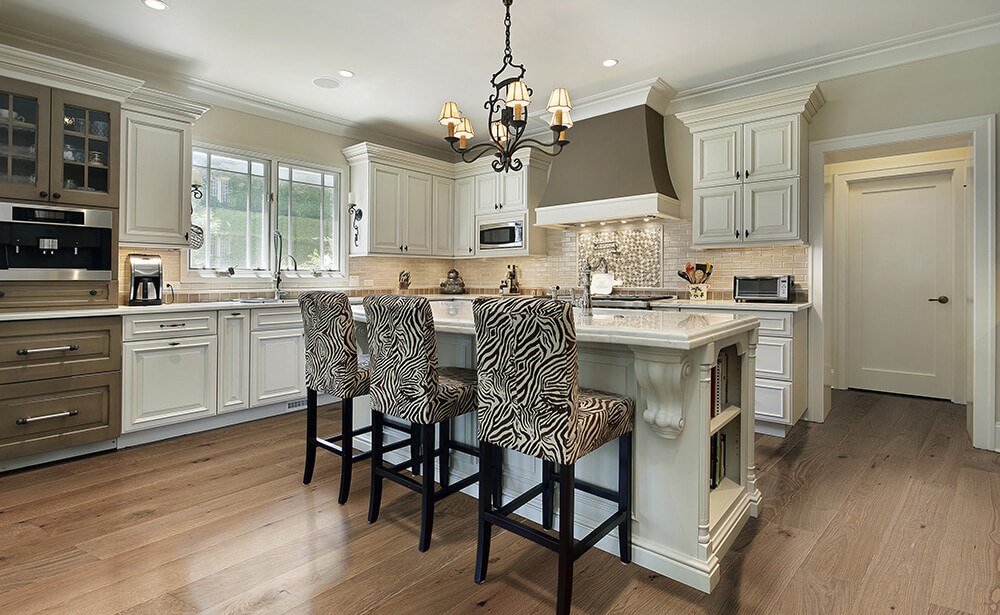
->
733, 275, 793, 303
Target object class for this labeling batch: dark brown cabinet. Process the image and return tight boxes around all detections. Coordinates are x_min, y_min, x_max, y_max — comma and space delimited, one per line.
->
0, 75, 120, 208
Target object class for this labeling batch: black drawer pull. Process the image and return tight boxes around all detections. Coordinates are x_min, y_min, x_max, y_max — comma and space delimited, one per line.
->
89, 289, 98, 296
52, 192, 61, 199
167, 342, 182, 346
159, 323, 187, 328
17, 344, 79, 356
16, 410, 78, 425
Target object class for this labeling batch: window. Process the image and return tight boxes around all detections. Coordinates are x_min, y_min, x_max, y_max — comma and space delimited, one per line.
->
191, 148, 270, 271
189, 146, 345, 277
277, 164, 342, 272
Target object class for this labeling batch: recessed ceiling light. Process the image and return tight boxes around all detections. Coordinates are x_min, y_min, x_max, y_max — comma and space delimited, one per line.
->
338, 70, 355, 78
602, 58, 619, 68
312, 76, 342, 89
143, 0, 168, 10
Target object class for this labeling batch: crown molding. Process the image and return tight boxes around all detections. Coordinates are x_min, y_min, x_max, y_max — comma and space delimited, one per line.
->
527, 77, 677, 127
0, 41, 143, 101
123, 86, 211, 123
675, 83, 825, 132
669, 14, 1000, 114
342, 142, 456, 177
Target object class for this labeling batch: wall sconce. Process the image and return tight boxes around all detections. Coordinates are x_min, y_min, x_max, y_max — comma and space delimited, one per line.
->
347, 192, 362, 247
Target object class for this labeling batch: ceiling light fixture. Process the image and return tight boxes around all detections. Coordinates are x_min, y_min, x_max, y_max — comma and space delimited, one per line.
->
439, 0, 572, 173
338, 70, 355, 78
602, 58, 619, 68
142, 0, 168, 10
312, 76, 342, 89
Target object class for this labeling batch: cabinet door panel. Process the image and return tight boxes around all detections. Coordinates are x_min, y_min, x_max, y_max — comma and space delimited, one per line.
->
431, 176, 454, 256
123, 335, 217, 432
453, 177, 475, 257
742, 178, 798, 242
501, 169, 526, 211
693, 185, 741, 245
755, 336, 793, 380
754, 378, 792, 423
50, 89, 120, 208
250, 328, 306, 406
403, 171, 432, 255
370, 164, 402, 253
218, 310, 250, 413
0, 76, 51, 201
121, 112, 190, 246
743, 117, 796, 182
475, 173, 499, 214
693, 126, 741, 188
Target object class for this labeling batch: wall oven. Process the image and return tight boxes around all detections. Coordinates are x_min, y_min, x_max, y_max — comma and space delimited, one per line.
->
0, 202, 114, 281
478, 219, 523, 251
733, 275, 793, 303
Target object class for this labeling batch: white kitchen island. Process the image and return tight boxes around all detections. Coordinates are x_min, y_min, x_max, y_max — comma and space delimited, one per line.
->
351, 299, 762, 593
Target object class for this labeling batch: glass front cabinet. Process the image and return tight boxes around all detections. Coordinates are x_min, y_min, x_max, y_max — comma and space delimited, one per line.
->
0, 76, 119, 208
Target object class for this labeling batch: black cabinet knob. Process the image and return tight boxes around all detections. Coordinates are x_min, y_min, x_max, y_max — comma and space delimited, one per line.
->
52, 192, 61, 199
735, 230, 740, 239
89, 289, 98, 296
0, 290, 5, 298
404, 245, 408, 251
745, 229, 750, 237
39, 191, 48, 198
736, 171, 741, 180
468, 247, 473, 253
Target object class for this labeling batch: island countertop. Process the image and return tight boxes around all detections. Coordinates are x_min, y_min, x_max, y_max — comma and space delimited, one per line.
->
350, 299, 758, 351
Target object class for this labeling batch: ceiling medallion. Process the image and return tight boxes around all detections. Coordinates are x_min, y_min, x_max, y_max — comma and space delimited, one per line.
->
438, 0, 572, 173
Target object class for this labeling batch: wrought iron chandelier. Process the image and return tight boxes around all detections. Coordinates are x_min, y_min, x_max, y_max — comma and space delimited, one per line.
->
439, 0, 572, 173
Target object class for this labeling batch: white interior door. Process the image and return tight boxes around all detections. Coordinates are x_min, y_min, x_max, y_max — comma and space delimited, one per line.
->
847, 171, 956, 398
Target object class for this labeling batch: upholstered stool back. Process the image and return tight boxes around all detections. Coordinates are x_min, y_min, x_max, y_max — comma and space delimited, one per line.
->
363, 294, 444, 423
473, 296, 583, 464
299, 291, 368, 399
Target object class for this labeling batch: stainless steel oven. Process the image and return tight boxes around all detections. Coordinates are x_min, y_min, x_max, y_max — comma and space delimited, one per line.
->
733, 275, 793, 303
0, 202, 114, 281
478, 219, 523, 250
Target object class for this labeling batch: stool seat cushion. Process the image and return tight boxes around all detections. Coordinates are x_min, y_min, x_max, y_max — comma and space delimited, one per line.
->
300, 291, 370, 399
572, 388, 635, 462
435, 366, 478, 422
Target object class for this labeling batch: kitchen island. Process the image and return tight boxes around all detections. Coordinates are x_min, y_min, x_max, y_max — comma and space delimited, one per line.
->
351, 299, 762, 592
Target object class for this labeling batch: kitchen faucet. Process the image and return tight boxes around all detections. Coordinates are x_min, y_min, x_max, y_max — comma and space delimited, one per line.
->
581, 257, 609, 316
272, 230, 297, 301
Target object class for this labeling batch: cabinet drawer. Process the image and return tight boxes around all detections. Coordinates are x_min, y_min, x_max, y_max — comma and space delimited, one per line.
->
0, 281, 116, 311
124, 311, 217, 341
251, 306, 303, 330
0, 317, 122, 385
754, 377, 791, 424
755, 336, 792, 380
741, 310, 793, 337
0, 372, 121, 460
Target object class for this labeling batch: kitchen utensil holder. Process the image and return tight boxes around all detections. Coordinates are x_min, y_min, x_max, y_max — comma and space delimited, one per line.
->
688, 284, 709, 301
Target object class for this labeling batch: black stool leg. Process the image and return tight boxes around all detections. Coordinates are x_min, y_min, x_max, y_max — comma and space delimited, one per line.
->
439, 420, 451, 488
475, 441, 494, 584
337, 397, 354, 505
492, 446, 503, 508
411, 421, 422, 476
618, 432, 633, 564
302, 388, 318, 485
556, 462, 575, 615
542, 459, 555, 530
368, 410, 384, 524
419, 423, 436, 552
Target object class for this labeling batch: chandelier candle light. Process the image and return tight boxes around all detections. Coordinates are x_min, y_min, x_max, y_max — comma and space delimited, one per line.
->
439, 0, 572, 173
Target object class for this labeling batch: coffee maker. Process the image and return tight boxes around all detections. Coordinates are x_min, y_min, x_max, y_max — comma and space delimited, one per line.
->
128, 254, 163, 306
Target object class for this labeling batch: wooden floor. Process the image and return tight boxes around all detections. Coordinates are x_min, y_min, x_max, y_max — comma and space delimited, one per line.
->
1, 390, 998, 614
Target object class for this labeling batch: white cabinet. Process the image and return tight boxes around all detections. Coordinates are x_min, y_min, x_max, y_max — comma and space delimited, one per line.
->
501, 170, 526, 211
370, 163, 404, 253
474, 169, 525, 214
119, 111, 191, 247
218, 310, 250, 413
475, 172, 500, 215
402, 170, 432, 255
453, 177, 476, 257
432, 176, 454, 256
123, 335, 218, 432
677, 84, 824, 248
250, 328, 306, 406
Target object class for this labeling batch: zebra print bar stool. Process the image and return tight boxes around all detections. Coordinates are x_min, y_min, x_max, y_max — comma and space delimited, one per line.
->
299, 291, 419, 505
363, 294, 483, 552
472, 296, 635, 615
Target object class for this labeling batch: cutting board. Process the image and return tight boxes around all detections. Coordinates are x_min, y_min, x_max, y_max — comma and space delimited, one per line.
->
590, 273, 622, 296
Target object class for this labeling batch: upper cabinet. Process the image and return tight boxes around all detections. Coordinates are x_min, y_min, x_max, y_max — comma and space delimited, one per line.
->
119, 88, 210, 247
677, 83, 824, 248
0, 77, 50, 202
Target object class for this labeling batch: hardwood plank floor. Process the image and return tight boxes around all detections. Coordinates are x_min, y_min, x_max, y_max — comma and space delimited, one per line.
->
1, 390, 998, 614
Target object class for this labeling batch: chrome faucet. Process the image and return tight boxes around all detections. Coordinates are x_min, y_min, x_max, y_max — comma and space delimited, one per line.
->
550, 285, 577, 305
581, 257, 609, 316
272, 230, 296, 301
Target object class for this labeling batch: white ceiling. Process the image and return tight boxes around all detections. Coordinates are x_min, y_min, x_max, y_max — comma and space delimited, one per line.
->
1, 0, 998, 149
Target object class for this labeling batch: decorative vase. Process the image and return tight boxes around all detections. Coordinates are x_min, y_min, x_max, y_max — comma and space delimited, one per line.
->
688, 284, 709, 301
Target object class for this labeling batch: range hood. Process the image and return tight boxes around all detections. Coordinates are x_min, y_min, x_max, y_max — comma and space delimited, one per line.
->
535, 104, 680, 229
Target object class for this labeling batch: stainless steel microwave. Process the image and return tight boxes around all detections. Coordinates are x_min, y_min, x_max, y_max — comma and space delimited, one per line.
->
478, 219, 523, 250
0, 202, 114, 281
733, 275, 793, 303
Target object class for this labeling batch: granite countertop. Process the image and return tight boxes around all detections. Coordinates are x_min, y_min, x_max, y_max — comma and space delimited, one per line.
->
351, 300, 759, 351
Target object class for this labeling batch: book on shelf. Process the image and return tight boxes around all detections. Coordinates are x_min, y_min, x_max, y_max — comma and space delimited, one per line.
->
710, 432, 728, 490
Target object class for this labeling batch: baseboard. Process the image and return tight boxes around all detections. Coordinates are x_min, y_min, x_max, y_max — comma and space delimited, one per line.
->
755, 420, 793, 437
993, 420, 1000, 453
0, 439, 118, 474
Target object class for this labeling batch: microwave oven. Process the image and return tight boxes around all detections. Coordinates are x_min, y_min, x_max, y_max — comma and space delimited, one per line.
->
478, 219, 523, 250
733, 275, 793, 303
0, 202, 114, 281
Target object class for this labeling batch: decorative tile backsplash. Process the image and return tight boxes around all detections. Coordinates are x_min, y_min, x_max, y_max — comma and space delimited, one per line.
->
576, 226, 662, 287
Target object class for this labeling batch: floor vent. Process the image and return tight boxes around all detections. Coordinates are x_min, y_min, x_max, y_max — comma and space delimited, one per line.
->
287, 399, 308, 411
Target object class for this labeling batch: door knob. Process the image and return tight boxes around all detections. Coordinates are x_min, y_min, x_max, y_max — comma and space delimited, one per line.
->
928, 296, 950, 304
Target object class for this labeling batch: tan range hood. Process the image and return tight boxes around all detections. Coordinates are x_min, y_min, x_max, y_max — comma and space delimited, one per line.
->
535, 104, 681, 229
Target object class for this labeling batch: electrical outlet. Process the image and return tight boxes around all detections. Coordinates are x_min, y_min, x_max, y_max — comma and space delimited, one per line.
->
364, 279, 374, 287
349, 275, 359, 286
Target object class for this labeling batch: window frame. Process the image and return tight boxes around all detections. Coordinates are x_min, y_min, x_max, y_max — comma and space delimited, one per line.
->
182, 143, 348, 284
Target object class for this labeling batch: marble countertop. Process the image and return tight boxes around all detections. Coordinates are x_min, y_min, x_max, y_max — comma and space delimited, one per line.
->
650, 299, 811, 312
351, 299, 759, 351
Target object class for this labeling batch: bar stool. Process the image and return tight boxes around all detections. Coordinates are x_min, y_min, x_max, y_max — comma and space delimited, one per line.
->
471, 296, 635, 615
363, 294, 483, 552
299, 291, 419, 505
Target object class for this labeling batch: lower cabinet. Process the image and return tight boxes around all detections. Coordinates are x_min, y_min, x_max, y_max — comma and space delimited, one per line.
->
218, 310, 250, 413
123, 335, 218, 432
250, 327, 306, 406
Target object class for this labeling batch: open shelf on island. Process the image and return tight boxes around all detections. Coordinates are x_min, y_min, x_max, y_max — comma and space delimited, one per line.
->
709, 476, 743, 528
710, 405, 741, 436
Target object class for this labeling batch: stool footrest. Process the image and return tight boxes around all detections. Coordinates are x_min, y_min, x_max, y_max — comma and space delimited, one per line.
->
434, 473, 478, 500
450, 441, 480, 458
574, 509, 628, 560
382, 436, 418, 455
550, 473, 619, 503
485, 511, 560, 551
496, 482, 546, 517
